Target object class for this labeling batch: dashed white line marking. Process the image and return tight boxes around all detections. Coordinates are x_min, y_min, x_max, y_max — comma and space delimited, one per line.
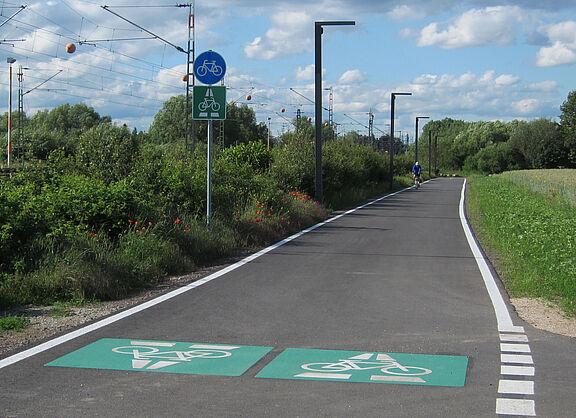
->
501, 354, 534, 364
496, 399, 536, 416
498, 379, 535, 395
500, 343, 531, 353
500, 333, 529, 342
501, 365, 535, 376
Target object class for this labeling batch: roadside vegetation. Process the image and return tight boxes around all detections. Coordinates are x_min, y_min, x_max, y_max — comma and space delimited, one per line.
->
466, 171, 576, 316
0, 100, 413, 311
3, 88, 576, 322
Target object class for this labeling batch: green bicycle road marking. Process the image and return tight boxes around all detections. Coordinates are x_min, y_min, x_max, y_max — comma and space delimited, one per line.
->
255, 348, 468, 387
45, 338, 273, 376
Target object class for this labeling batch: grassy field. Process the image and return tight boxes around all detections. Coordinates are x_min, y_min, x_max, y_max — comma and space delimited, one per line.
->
466, 169, 576, 316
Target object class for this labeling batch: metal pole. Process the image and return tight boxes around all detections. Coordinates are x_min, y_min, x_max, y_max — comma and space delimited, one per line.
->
434, 134, 438, 175
314, 20, 355, 203
389, 95, 395, 190
415, 116, 429, 162
428, 130, 432, 177
7, 59, 15, 167
389, 92, 411, 189
207, 119, 212, 226
314, 23, 323, 203
415, 117, 419, 162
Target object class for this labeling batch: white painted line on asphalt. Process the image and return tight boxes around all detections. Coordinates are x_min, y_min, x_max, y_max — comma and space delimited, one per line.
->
131, 341, 175, 347
498, 379, 535, 395
295, 372, 351, 380
501, 354, 534, 364
189, 344, 239, 350
501, 365, 535, 376
0, 185, 414, 370
496, 398, 536, 416
458, 179, 524, 333
500, 343, 531, 353
500, 333, 529, 342
370, 375, 426, 383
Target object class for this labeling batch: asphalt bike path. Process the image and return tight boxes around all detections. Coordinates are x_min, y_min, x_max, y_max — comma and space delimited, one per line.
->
1, 178, 574, 417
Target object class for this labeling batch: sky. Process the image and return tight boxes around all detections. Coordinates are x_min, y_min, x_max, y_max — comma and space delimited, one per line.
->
2, 0, 576, 139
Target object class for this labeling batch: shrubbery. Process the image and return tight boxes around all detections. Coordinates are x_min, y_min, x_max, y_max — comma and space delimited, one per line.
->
1, 109, 400, 308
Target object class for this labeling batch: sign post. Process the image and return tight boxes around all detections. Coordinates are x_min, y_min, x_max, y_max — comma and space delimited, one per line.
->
193, 50, 226, 226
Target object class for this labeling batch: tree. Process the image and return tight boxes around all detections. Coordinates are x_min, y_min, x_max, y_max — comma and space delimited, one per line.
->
560, 90, 576, 165
509, 119, 566, 169
26, 103, 111, 159
75, 124, 139, 182
148, 95, 187, 144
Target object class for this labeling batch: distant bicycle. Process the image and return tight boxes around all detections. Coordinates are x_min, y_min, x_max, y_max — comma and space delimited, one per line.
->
301, 356, 431, 376
414, 174, 421, 189
196, 60, 223, 77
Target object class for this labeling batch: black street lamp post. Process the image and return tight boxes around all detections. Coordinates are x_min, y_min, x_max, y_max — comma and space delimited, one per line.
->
389, 92, 411, 189
415, 116, 429, 162
315, 20, 355, 203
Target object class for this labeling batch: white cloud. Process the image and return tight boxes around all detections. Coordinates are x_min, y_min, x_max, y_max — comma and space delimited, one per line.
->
536, 21, 576, 66
244, 11, 313, 59
338, 69, 366, 84
511, 98, 540, 114
295, 65, 315, 81
387, 5, 427, 21
417, 6, 521, 49
495, 74, 519, 86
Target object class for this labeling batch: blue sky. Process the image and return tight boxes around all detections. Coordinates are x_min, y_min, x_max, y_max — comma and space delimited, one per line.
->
2, 0, 576, 139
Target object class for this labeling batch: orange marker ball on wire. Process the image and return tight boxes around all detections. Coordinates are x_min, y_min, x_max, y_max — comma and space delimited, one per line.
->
65, 43, 76, 54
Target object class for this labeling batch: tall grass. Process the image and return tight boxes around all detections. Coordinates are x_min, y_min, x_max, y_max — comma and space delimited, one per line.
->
467, 170, 576, 315
501, 169, 576, 206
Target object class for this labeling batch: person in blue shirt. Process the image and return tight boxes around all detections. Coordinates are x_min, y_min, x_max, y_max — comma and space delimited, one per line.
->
412, 161, 422, 186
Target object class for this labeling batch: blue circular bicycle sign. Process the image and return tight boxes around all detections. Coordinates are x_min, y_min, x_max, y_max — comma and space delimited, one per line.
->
194, 50, 226, 85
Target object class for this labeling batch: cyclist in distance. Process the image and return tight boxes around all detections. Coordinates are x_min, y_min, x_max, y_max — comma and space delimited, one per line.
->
412, 161, 422, 187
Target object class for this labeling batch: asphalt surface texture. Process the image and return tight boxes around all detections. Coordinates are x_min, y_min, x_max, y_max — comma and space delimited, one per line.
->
1, 177, 574, 417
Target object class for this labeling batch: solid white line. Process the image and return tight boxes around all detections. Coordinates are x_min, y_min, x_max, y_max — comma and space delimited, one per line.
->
188, 344, 239, 350
496, 398, 536, 416
370, 375, 426, 383
500, 343, 531, 353
131, 341, 175, 347
295, 372, 351, 379
498, 379, 534, 395
0, 185, 414, 370
458, 179, 524, 333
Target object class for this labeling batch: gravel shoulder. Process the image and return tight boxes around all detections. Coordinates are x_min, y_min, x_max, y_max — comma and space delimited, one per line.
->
0, 260, 237, 358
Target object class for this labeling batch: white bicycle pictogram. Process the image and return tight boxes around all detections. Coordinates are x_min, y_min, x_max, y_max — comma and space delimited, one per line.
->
196, 60, 223, 77
112, 345, 232, 362
198, 97, 221, 112
302, 355, 432, 376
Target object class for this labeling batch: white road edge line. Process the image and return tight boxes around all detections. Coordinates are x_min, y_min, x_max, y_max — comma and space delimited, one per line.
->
0, 184, 417, 370
458, 179, 524, 334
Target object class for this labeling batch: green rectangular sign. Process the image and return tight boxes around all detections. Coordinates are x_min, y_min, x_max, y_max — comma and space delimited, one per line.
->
193, 85, 226, 120
255, 348, 468, 387
46, 338, 272, 376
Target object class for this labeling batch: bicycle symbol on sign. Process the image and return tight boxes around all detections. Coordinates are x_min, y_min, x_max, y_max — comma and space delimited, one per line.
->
299, 353, 432, 381
195, 60, 224, 78
112, 341, 238, 370
198, 97, 221, 112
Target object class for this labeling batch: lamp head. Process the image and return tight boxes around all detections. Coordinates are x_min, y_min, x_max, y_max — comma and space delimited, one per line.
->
7, 57, 16, 64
